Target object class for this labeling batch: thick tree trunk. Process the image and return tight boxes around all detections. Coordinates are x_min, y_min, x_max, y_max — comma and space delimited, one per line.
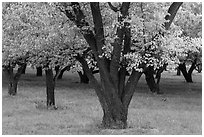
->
45, 69, 55, 108
36, 67, 42, 76
102, 104, 128, 129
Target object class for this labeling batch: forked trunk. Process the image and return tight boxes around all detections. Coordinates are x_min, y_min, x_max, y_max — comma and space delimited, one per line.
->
144, 67, 158, 93
45, 69, 55, 108
179, 62, 196, 83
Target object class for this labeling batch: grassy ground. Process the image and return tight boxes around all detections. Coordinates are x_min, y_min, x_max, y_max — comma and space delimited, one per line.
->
2, 68, 202, 135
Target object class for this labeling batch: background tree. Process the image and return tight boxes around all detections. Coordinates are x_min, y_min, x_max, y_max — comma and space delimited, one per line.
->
2, 2, 31, 95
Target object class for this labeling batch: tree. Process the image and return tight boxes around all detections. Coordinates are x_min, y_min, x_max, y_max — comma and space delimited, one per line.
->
2, 2, 30, 95
2, 2, 80, 108
177, 37, 202, 82
141, 2, 182, 94
173, 2, 202, 81
57, 2, 183, 128
163, 24, 202, 83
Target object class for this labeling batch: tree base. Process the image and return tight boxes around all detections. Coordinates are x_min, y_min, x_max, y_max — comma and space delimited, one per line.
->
47, 105, 58, 110
102, 114, 127, 129
8, 92, 17, 96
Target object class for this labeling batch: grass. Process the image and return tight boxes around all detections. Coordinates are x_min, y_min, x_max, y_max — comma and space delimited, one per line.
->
2, 68, 202, 135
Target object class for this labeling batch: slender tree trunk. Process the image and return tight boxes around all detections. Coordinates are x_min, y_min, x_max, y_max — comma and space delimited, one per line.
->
36, 66, 42, 76
55, 65, 60, 75
45, 69, 55, 108
176, 67, 181, 75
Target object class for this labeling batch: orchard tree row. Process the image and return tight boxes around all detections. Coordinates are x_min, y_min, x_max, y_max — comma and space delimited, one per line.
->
2, 2, 202, 129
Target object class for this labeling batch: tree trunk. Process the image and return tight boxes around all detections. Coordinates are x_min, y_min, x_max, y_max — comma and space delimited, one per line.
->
144, 67, 157, 93
178, 63, 194, 83
144, 66, 165, 94
21, 63, 27, 74
36, 67, 42, 76
196, 64, 202, 73
55, 65, 60, 75
45, 69, 55, 108
77, 69, 89, 83
6, 65, 24, 95
102, 102, 128, 129
7, 67, 17, 96
176, 67, 181, 75
8, 79, 18, 96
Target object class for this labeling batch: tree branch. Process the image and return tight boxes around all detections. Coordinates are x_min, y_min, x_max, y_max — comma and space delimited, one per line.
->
122, 70, 142, 108
59, 2, 98, 58
108, 2, 119, 12
90, 2, 105, 55
109, 2, 130, 91
188, 58, 197, 75
164, 2, 183, 30
77, 56, 108, 110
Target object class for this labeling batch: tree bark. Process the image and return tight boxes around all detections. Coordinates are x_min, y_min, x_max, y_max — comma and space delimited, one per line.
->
45, 69, 55, 108
36, 66, 42, 76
